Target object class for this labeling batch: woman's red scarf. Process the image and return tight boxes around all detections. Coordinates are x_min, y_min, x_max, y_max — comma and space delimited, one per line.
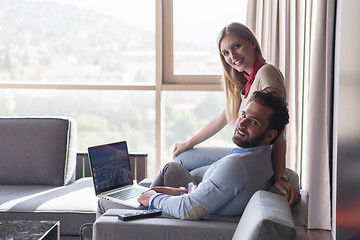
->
244, 57, 266, 98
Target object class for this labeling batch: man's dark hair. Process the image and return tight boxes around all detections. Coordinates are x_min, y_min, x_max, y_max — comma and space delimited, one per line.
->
248, 91, 289, 144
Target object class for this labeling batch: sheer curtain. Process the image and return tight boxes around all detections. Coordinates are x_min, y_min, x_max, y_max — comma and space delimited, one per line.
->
247, 0, 335, 229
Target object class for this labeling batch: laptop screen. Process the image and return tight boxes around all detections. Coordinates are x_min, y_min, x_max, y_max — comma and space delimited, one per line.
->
88, 141, 133, 195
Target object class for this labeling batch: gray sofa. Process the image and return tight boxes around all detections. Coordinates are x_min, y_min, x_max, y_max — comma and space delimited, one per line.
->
93, 168, 308, 240
0, 117, 98, 239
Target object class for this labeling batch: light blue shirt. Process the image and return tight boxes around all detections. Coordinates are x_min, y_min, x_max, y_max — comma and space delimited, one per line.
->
149, 145, 274, 220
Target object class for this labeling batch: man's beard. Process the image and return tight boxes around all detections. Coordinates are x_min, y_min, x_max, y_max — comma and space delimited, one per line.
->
232, 130, 267, 148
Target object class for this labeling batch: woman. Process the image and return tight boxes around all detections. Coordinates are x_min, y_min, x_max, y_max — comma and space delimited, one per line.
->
173, 22, 300, 204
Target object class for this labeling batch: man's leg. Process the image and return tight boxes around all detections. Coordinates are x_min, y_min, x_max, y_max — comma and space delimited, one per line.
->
151, 161, 197, 187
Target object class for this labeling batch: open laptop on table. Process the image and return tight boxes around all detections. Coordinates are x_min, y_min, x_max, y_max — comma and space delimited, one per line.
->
88, 141, 149, 208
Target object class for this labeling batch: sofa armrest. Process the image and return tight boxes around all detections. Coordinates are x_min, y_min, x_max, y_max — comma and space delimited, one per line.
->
292, 190, 309, 227
232, 190, 296, 240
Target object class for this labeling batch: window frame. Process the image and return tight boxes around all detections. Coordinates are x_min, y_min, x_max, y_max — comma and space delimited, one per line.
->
0, 0, 224, 175
162, 0, 223, 86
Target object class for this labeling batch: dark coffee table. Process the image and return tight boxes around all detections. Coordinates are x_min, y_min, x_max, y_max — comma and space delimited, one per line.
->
0, 220, 59, 240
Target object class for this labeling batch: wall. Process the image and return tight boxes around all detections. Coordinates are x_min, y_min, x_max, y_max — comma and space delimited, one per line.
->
334, 0, 360, 239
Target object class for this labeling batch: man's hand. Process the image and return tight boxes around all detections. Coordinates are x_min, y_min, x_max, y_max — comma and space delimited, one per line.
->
274, 179, 301, 205
137, 190, 157, 207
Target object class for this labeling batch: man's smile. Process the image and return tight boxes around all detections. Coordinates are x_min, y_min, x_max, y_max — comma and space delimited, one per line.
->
235, 127, 248, 137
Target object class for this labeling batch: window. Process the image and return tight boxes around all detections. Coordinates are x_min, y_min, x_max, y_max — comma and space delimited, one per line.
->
163, 0, 248, 84
0, 0, 247, 176
0, 0, 155, 84
163, 91, 234, 165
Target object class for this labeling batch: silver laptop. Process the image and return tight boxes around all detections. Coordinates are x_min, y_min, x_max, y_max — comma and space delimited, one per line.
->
88, 141, 149, 208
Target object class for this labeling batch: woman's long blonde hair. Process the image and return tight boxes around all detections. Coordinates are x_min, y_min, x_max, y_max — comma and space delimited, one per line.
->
217, 22, 263, 126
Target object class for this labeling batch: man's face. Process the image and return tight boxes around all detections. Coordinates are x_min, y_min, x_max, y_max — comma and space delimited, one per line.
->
232, 102, 274, 148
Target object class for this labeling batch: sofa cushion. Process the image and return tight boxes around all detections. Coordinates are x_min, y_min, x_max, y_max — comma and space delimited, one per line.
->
0, 117, 77, 186
94, 209, 238, 240
232, 190, 296, 240
0, 177, 97, 235
286, 168, 300, 191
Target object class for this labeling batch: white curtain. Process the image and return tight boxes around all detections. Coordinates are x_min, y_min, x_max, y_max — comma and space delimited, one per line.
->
247, 0, 335, 229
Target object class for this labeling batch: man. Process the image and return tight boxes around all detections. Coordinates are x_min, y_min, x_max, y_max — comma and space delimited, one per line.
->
137, 91, 289, 220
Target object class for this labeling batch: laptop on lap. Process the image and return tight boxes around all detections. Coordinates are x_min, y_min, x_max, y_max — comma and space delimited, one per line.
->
88, 141, 149, 208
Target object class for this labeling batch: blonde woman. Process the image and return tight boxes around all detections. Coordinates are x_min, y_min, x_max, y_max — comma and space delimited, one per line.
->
173, 22, 300, 204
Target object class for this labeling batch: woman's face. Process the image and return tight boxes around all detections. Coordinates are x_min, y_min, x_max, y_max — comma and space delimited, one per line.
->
220, 34, 256, 75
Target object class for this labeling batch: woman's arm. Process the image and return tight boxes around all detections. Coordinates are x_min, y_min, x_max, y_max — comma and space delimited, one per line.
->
271, 133, 286, 176
265, 87, 301, 205
271, 134, 301, 205
265, 87, 287, 177
173, 108, 228, 156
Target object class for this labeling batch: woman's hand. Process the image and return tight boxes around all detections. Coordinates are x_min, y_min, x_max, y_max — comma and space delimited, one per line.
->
173, 141, 193, 157
274, 179, 301, 205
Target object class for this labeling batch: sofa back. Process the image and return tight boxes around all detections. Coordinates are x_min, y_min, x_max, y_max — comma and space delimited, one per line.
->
0, 117, 77, 186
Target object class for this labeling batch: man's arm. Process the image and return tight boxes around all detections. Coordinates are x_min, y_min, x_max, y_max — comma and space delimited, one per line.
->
151, 187, 188, 196
138, 187, 188, 206
140, 155, 248, 220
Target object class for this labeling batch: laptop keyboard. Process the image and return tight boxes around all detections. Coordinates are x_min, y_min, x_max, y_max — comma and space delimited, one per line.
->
108, 187, 146, 201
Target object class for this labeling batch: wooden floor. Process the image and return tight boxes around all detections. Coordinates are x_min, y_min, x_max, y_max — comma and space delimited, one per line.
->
308, 230, 333, 240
